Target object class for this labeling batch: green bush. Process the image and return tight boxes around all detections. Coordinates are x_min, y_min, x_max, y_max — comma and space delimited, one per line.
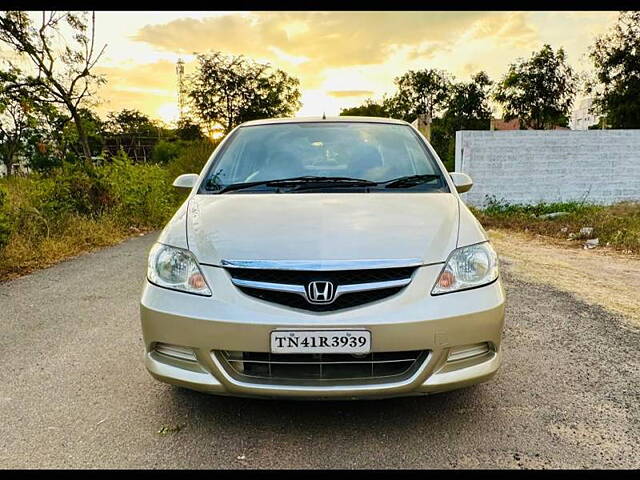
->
166, 138, 218, 180
151, 140, 182, 164
97, 151, 178, 227
481, 196, 601, 217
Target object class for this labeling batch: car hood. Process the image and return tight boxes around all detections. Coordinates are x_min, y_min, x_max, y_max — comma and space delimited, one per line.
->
186, 193, 459, 266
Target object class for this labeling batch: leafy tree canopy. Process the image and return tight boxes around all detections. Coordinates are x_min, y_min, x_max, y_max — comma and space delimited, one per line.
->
0, 66, 58, 174
175, 118, 204, 141
0, 11, 107, 160
493, 44, 577, 129
104, 109, 157, 136
443, 71, 493, 129
384, 68, 453, 122
187, 51, 302, 134
340, 99, 388, 117
587, 11, 640, 128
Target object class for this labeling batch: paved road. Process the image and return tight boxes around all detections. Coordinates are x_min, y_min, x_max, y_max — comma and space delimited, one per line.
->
1, 233, 639, 469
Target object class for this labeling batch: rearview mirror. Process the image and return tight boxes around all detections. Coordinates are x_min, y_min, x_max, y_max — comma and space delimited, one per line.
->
172, 173, 199, 189
449, 172, 473, 193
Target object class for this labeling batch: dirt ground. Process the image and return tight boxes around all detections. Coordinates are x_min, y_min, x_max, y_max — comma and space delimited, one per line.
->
488, 228, 640, 326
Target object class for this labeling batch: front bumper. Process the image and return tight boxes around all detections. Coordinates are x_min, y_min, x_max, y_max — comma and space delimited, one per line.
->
140, 264, 506, 400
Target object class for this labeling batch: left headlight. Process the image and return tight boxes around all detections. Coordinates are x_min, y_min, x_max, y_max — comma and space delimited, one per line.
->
147, 243, 212, 296
431, 241, 499, 295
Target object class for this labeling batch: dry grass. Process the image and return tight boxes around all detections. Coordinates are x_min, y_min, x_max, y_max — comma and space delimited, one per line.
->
0, 158, 186, 282
0, 214, 152, 281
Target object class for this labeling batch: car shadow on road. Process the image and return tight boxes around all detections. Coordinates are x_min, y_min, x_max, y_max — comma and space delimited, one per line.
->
159, 382, 490, 438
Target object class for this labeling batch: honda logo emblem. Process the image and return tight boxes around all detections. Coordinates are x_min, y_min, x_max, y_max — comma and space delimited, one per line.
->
306, 281, 336, 304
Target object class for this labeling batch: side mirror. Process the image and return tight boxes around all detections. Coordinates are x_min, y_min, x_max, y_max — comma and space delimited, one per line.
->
449, 172, 473, 193
172, 173, 199, 189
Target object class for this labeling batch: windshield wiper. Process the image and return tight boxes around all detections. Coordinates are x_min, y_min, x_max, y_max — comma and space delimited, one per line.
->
382, 174, 441, 189
275, 176, 378, 191
211, 176, 378, 194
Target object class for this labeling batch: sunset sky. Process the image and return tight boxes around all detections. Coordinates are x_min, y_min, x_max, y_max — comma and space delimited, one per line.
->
70, 11, 620, 124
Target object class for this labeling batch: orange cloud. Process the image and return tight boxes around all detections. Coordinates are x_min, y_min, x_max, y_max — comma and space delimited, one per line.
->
133, 12, 497, 70
470, 12, 538, 49
327, 90, 375, 98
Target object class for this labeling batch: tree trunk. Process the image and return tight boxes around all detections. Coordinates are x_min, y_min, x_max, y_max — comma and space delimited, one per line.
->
70, 108, 92, 163
3, 158, 12, 177
2, 146, 16, 176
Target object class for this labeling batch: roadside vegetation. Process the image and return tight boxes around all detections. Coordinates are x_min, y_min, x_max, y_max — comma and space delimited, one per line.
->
0, 142, 215, 280
473, 200, 640, 255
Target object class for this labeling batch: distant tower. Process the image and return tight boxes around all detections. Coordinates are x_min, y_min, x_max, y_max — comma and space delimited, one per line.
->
176, 58, 185, 122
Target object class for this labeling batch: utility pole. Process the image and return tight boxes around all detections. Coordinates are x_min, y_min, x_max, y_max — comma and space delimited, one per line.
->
411, 113, 432, 141
176, 58, 185, 122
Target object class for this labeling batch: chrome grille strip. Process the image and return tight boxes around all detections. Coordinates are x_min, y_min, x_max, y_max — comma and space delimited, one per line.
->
335, 278, 411, 295
230, 278, 306, 295
230, 277, 412, 298
221, 258, 424, 271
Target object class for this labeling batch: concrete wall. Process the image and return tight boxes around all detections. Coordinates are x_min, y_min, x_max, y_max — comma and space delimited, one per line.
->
454, 129, 640, 207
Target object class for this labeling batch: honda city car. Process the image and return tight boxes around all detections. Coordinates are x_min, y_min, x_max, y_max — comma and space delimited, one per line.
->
140, 116, 505, 400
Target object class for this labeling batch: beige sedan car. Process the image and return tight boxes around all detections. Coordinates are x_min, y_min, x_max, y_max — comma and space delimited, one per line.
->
140, 117, 505, 400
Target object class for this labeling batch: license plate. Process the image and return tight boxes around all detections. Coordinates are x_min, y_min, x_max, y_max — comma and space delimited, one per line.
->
270, 330, 371, 354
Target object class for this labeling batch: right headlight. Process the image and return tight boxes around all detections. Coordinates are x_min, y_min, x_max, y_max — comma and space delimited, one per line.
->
147, 243, 212, 296
431, 241, 499, 295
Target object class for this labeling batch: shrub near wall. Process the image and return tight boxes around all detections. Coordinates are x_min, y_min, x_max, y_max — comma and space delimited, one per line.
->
0, 153, 182, 280
472, 199, 640, 254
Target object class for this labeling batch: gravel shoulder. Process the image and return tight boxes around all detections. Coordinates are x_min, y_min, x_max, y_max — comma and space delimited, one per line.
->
489, 228, 640, 324
0, 232, 638, 468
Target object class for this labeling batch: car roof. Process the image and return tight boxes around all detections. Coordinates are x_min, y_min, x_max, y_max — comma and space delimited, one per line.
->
238, 116, 411, 127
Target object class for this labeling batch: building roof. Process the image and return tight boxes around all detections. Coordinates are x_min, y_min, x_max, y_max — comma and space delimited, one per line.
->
239, 116, 410, 127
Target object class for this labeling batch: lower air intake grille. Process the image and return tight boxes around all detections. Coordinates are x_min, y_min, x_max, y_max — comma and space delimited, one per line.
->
217, 350, 429, 383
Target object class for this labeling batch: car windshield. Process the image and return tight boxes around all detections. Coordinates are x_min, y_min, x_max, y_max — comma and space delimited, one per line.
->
201, 121, 448, 193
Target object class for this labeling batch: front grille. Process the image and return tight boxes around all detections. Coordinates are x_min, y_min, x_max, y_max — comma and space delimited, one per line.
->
225, 266, 417, 285
236, 285, 404, 312
217, 350, 429, 383
226, 266, 417, 312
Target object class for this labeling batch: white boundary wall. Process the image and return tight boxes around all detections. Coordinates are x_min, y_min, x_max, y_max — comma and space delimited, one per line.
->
454, 130, 640, 207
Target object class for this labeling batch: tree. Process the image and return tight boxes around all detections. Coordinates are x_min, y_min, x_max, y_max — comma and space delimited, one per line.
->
587, 11, 640, 128
431, 72, 493, 171
340, 98, 388, 117
102, 109, 160, 162
175, 118, 203, 141
443, 71, 493, 130
104, 109, 157, 137
0, 11, 107, 160
187, 51, 302, 134
384, 68, 453, 122
57, 108, 104, 159
0, 67, 51, 175
493, 44, 577, 130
